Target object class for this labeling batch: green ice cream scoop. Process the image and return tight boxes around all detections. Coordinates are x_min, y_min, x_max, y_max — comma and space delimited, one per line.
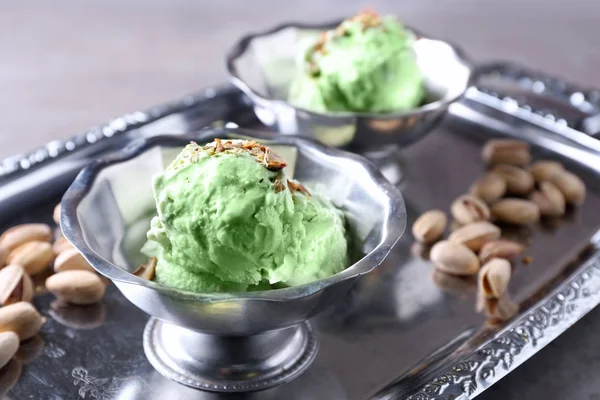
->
142, 140, 349, 293
288, 11, 425, 113
285, 189, 348, 286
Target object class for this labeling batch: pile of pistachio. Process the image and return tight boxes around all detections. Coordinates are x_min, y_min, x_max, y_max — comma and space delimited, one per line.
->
412, 138, 586, 322
0, 204, 106, 372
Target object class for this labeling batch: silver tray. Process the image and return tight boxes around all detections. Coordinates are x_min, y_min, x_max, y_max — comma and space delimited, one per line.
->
2, 62, 600, 400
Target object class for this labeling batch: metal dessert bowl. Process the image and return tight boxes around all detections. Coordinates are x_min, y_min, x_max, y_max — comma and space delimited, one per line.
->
61, 128, 406, 392
226, 20, 474, 150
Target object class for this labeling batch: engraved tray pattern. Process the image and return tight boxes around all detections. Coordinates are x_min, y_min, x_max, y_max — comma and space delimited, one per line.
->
407, 258, 600, 400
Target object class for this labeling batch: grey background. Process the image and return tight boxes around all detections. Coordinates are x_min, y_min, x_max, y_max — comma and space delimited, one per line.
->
1, 0, 599, 398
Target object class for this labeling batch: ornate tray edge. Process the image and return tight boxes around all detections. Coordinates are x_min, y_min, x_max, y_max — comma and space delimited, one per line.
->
0, 85, 238, 180
406, 245, 600, 400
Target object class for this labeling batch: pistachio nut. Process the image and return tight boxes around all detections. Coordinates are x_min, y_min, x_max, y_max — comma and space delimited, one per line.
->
46, 270, 105, 305
53, 204, 61, 226
430, 241, 480, 276
479, 239, 525, 264
478, 258, 511, 299
134, 257, 157, 281
49, 300, 106, 330
0, 331, 19, 369
550, 170, 586, 205
491, 165, 535, 195
448, 221, 501, 252
0, 224, 52, 252
53, 248, 94, 273
469, 173, 507, 204
0, 265, 33, 306
451, 195, 490, 225
0, 247, 7, 269
528, 160, 564, 183
412, 209, 447, 243
478, 293, 519, 322
529, 181, 566, 217
491, 199, 540, 225
482, 139, 531, 166
0, 302, 46, 341
7, 241, 54, 275
52, 237, 73, 255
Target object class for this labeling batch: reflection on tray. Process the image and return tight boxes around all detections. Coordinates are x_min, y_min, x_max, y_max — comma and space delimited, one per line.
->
316, 238, 452, 333
49, 300, 106, 330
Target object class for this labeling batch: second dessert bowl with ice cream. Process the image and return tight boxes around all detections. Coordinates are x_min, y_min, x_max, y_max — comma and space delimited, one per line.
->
60, 128, 406, 392
226, 10, 475, 150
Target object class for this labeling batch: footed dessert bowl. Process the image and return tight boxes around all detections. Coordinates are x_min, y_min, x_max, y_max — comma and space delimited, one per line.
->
61, 128, 406, 392
226, 19, 474, 149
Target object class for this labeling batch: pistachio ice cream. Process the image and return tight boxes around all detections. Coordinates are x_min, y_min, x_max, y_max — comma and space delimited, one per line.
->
142, 139, 349, 293
288, 10, 425, 113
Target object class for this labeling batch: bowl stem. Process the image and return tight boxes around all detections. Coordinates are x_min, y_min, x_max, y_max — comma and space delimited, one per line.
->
143, 318, 318, 392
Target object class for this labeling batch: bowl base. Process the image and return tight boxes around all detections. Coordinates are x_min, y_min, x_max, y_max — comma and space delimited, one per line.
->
143, 318, 318, 392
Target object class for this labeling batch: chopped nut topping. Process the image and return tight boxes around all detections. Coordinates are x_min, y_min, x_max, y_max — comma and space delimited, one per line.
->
134, 257, 157, 280
214, 138, 225, 153
263, 147, 287, 170
287, 180, 311, 196
314, 31, 328, 54
182, 140, 295, 194
241, 141, 259, 150
274, 180, 286, 193
201, 140, 288, 171
351, 8, 381, 29
250, 147, 262, 158
310, 9, 382, 64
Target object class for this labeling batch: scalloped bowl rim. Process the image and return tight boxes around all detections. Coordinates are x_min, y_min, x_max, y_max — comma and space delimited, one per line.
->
61, 128, 406, 302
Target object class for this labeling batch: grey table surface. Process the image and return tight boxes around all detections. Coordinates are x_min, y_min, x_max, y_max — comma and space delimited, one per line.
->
2, 0, 600, 398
